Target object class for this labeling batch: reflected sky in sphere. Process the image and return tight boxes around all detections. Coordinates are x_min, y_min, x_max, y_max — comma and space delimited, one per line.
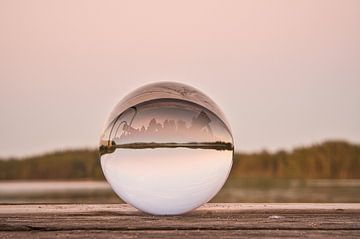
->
100, 82, 233, 215
101, 148, 232, 215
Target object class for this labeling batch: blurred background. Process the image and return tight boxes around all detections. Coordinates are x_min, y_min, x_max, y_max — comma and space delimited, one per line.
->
0, 0, 359, 203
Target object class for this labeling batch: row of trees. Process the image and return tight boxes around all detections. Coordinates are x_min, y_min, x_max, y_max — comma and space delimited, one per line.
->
0, 140, 359, 180
0, 149, 104, 180
231, 141, 360, 179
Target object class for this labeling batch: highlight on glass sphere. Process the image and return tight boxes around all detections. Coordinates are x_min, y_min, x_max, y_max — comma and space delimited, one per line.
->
99, 82, 234, 215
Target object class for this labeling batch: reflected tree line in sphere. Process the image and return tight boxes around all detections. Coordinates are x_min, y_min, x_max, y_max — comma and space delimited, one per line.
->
114, 110, 213, 144
99, 109, 233, 155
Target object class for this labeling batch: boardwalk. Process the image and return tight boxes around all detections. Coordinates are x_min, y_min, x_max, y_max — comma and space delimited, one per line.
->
1, 203, 360, 238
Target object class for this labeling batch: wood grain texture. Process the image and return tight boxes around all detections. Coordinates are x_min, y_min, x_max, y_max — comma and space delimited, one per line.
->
0, 203, 359, 238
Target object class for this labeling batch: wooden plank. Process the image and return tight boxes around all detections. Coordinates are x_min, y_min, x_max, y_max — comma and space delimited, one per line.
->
1, 230, 360, 239
1, 203, 359, 214
0, 203, 359, 238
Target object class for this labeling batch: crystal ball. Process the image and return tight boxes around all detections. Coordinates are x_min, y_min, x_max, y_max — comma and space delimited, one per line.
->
99, 82, 233, 215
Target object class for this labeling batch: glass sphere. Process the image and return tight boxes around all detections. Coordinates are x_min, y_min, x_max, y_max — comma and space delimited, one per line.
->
99, 82, 233, 215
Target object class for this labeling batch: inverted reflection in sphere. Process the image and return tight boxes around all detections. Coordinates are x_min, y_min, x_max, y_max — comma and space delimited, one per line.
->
100, 82, 233, 215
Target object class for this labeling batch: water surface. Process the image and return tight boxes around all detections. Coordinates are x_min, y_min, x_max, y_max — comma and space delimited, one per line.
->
1, 179, 359, 204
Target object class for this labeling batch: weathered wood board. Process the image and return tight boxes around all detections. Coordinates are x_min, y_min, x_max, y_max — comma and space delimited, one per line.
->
0, 203, 359, 238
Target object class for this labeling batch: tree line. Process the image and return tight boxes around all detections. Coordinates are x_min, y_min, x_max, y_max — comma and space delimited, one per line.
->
0, 140, 359, 180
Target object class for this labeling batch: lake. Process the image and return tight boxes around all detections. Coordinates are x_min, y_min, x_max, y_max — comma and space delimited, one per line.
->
0, 179, 359, 203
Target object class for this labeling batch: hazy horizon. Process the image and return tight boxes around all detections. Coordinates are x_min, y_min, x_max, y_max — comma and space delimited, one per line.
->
1, 0, 360, 157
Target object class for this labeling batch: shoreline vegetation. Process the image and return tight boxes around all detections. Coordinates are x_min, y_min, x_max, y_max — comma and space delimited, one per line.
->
0, 140, 359, 180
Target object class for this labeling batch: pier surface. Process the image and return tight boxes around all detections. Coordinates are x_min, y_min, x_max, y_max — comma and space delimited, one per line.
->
1, 203, 359, 238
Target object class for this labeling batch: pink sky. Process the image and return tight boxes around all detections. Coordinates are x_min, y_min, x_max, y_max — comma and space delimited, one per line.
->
0, 0, 359, 157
